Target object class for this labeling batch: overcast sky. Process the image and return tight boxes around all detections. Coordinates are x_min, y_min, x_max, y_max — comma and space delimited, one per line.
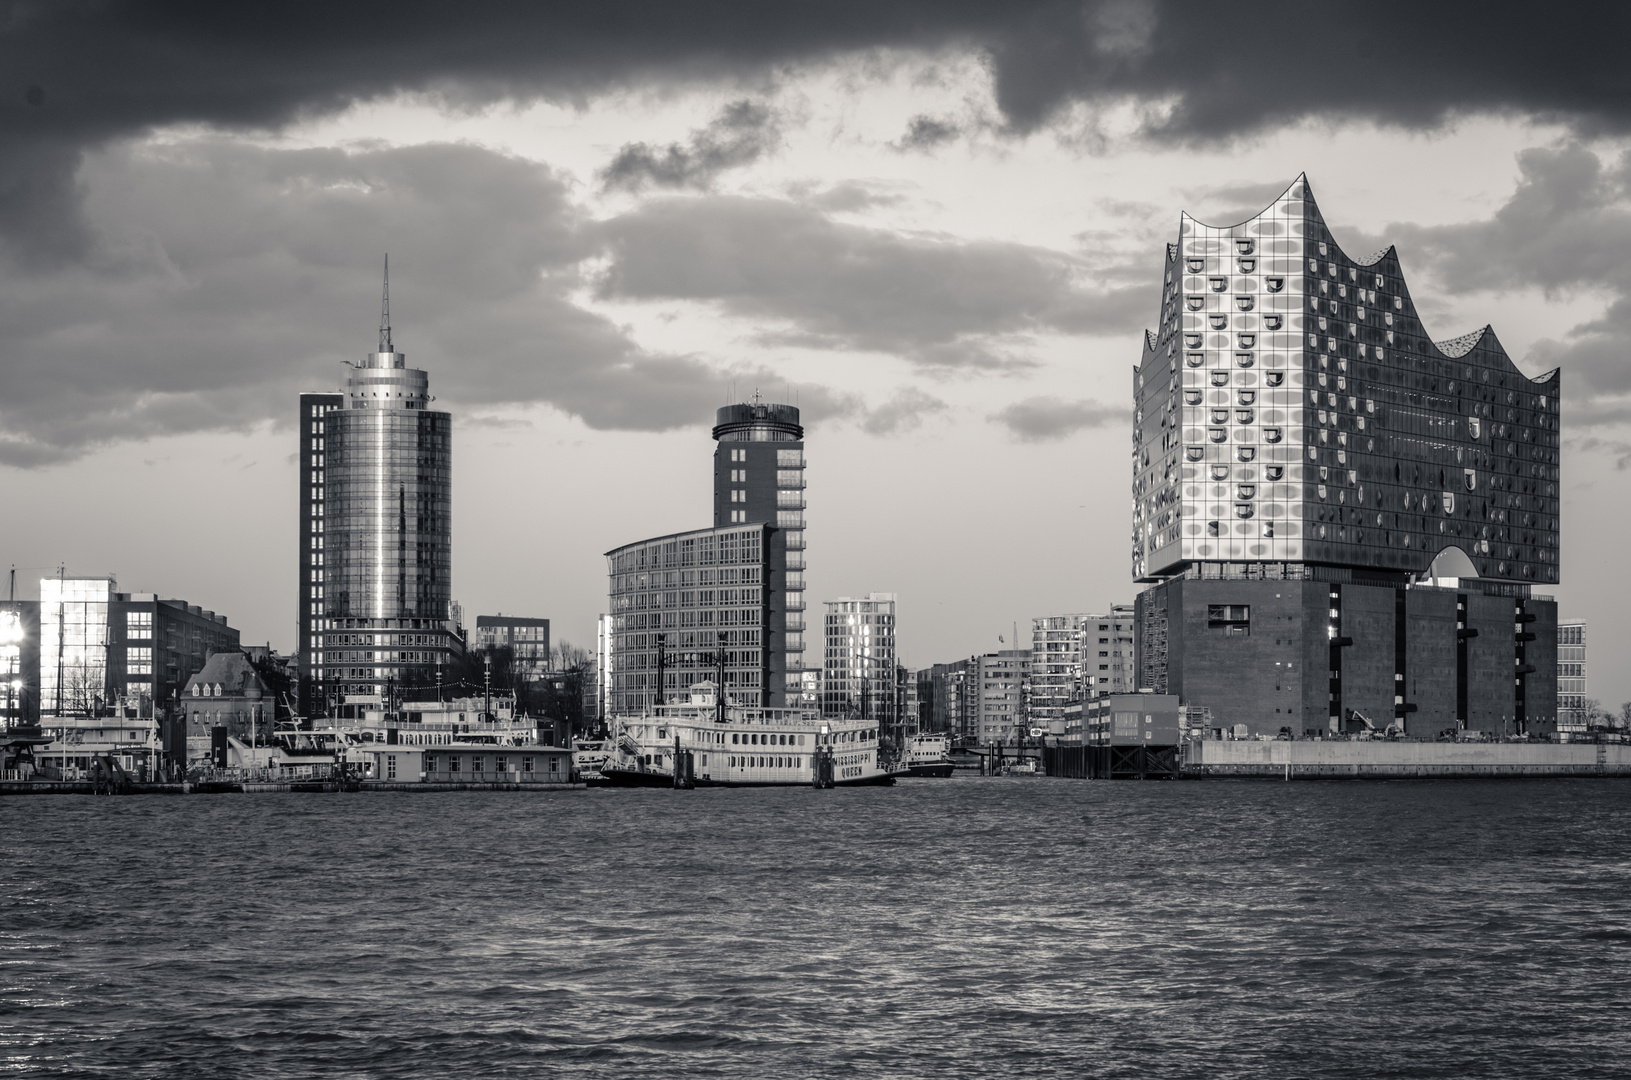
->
4, 2, 1631, 705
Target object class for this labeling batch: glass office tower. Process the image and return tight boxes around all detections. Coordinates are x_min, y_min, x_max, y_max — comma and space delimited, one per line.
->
308, 272, 455, 710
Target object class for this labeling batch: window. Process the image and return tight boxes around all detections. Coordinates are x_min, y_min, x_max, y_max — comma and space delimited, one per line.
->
1235, 296, 1254, 312
1210, 371, 1229, 387
496, 755, 507, 773
448, 755, 459, 773
1185, 446, 1204, 462
1184, 390, 1203, 405
1208, 605, 1251, 636
1209, 277, 1227, 292
1235, 352, 1254, 367
1265, 371, 1284, 387
1238, 258, 1255, 274
126, 611, 152, 639
1263, 315, 1282, 330
1236, 239, 1254, 256
386, 755, 397, 780
426, 755, 437, 772
1265, 276, 1284, 292
523, 756, 533, 772
1209, 314, 1228, 330
127, 647, 152, 676
1186, 296, 1203, 311
1185, 352, 1204, 367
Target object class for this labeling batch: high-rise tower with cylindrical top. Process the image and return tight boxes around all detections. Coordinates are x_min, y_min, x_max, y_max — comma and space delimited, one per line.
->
302, 261, 456, 714
713, 399, 806, 704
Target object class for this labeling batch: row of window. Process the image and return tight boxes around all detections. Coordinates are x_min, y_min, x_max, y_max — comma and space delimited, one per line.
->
424, 754, 559, 775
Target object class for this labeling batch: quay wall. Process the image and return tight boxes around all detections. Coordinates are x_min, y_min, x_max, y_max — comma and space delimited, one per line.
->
1184, 740, 1631, 778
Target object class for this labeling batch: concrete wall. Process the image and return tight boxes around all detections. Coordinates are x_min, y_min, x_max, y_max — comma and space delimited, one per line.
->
1187, 738, 1630, 777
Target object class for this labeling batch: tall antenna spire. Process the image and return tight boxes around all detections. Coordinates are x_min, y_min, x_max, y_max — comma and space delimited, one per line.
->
378, 254, 393, 354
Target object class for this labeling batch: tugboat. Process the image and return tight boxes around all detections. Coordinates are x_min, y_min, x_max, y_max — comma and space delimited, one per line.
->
900, 733, 956, 778
600, 682, 904, 788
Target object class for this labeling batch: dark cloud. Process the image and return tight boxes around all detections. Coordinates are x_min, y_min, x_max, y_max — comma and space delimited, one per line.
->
4, 3, 1631, 254
990, 396, 1124, 441
894, 115, 960, 152
601, 100, 781, 192
596, 194, 1150, 369
0, 138, 810, 466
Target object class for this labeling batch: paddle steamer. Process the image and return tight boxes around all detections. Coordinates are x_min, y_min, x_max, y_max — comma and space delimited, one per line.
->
600, 684, 901, 787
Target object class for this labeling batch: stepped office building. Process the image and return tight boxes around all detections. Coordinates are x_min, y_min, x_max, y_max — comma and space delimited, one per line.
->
298, 271, 457, 713
1130, 177, 1560, 737
605, 401, 807, 713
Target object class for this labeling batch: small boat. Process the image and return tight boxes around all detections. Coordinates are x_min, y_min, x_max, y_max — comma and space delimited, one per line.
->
900, 733, 955, 778
1001, 758, 1042, 777
599, 683, 904, 788
572, 738, 610, 785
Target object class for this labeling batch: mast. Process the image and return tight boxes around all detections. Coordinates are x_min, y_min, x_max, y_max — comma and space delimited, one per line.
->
379, 254, 393, 354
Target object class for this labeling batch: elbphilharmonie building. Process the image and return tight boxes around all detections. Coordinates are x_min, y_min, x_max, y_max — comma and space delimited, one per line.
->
1131, 177, 1560, 738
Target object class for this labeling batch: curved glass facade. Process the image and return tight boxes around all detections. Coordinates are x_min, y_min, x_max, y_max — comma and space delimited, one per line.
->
1133, 176, 1561, 586
310, 346, 455, 706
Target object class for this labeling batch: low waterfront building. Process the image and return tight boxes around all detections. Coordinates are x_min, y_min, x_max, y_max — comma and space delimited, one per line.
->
1029, 607, 1138, 732
355, 743, 572, 784
181, 651, 273, 767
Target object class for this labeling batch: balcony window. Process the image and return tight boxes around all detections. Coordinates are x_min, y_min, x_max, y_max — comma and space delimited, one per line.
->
1210, 464, 1230, 481
1237, 446, 1256, 462
1238, 258, 1256, 273
1264, 428, 1283, 444
1209, 277, 1227, 292
1264, 315, 1283, 330
1265, 276, 1284, 293
1187, 257, 1205, 274
1185, 446, 1204, 462
1209, 314, 1228, 330
1185, 333, 1203, 348
1236, 409, 1254, 424
1184, 390, 1203, 405
1237, 239, 1254, 256
1211, 408, 1230, 425
1237, 333, 1256, 349
1210, 370, 1229, 386
1235, 353, 1254, 368
1186, 296, 1204, 311
1207, 521, 1221, 537
1235, 296, 1254, 311
1186, 352, 1204, 367
1265, 465, 1284, 481
1235, 504, 1255, 519
1209, 428, 1227, 443
1237, 390, 1256, 406
1265, 371, 1284, 387
1237, 483, 1256, 499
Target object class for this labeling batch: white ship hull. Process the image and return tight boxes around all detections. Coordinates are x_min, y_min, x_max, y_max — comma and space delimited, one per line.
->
602, 698, 902, 788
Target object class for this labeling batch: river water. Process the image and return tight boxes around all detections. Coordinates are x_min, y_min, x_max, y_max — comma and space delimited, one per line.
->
4, 778, 1630, 1078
